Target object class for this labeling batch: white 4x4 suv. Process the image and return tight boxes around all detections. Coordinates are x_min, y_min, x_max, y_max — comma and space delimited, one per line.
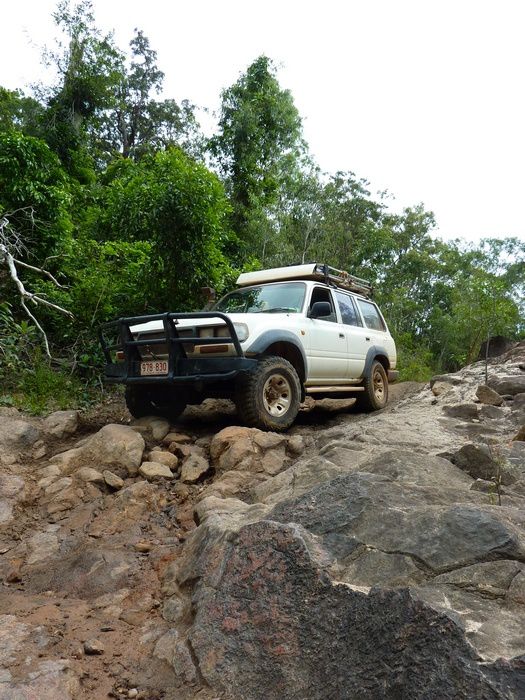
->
100, 263, 398, 431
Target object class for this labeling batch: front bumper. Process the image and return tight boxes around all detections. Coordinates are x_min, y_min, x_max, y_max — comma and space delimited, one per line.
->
99, 311, 257, 386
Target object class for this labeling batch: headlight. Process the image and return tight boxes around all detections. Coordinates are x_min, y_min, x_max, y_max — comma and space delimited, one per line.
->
233, 322, 249, 342
198, 327, 214, 338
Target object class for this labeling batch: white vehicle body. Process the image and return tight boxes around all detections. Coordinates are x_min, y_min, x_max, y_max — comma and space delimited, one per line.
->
102, 263, 398, 430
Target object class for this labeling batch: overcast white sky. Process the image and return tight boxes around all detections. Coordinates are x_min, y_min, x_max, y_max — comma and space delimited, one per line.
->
2, 0, 525, 242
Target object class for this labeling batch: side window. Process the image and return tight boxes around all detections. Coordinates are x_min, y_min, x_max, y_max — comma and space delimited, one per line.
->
335, 292, 362, 327
356, 299, 386, 331
309, 287, 337, 323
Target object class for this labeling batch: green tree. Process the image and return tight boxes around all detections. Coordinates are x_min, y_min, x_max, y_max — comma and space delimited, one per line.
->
95, 30, 201, 163
209, 56, 306, 258
0, 88, 43, 134
38, 0, 124, 179
0, 131, 72, 261
96, 148, 233, 309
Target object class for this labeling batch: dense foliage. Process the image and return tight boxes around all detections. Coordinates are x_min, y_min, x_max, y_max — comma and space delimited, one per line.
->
0, 1, 523, 411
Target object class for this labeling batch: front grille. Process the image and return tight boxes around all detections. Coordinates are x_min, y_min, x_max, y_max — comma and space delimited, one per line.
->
135, 329, 196, 358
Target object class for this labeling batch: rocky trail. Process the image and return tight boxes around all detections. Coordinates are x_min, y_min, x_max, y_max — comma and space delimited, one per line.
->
0, 347, 524, 699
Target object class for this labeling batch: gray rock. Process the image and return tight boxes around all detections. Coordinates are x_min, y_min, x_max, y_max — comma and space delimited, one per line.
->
43, 410, 79, 438
153, 629, 178, 663
162, 596, 185, 623
138, 461, 174, 480
39, 464, 61, 479
26, 530, 60, 565
83, 638, 105, 655
53, 424, 145, 476
337, 548, 426, 588
513, 425, 525, 442
512, 393, 525, 409
0, 615, 32, 664
480, 404, 505, 420
103, 470, 124, 490
75, 467, 104, 484
32, 440, 47, 459
415, 584, 525, 662
180, 453, 210, 484
476, 384, 504, 406
431, 560, 522, 596
507, 571, 525, 604
148, 450, 178, 470
442, 403, 480, 420
269, 472, 525, 571
287, 435, 305, 456
131, 416, 171, 441
44, 477, 73, 496
0, 417, 40, 451
0, 659, 79, 699
453, 443, 517, 485
0, 474, 25, 500
432, 380, 454, 396
488, 375, 525, 396
180, 519, 515, 699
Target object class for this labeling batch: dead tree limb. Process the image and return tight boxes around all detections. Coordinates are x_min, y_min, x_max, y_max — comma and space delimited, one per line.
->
0, 216, 73, 358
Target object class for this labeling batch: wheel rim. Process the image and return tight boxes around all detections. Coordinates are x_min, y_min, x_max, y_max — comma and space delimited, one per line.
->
262, 373, 292, 417
373, 367, 385, 403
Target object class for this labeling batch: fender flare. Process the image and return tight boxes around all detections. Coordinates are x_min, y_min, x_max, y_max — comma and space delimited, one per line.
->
246, 330, 307, 377
360, 345, 391, 378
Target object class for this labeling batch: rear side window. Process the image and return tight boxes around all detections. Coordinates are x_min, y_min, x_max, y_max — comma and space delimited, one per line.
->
335, 292, 362, 326
356, 299, 386, 331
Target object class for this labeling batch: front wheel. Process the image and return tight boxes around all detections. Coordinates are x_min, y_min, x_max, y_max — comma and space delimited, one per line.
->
354, 360, 388, 412
235, 356, 301, 431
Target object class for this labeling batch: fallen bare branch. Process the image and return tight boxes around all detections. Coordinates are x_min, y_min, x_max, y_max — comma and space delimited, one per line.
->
12, 258, 66, 288
0, 215, 73, 358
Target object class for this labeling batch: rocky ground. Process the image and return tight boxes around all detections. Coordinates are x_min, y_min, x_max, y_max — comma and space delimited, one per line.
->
0, 346, 524, 699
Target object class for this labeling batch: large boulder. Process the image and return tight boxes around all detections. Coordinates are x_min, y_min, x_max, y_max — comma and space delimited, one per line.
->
269, 473, 525, 571
169, 519, 519, 699
43, 410, 79, 438
0, 416, 40, 452
210, 426, 288, 476
476, 384, 504, 406
452, 443, 518, 485
488, 375, 525, 396
52, 424, 144, 476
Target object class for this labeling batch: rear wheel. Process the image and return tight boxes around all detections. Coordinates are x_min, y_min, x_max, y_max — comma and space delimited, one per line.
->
236, 356, 301, 431
354, 360, 388, 412
125, 386, 187, 423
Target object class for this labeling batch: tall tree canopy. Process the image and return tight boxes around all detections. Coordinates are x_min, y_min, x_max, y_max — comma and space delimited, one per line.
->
95, 148, 233, 310
209, 56, 306, 258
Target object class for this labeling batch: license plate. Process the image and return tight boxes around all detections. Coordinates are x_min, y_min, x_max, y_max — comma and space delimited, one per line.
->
140, 360, 168, 376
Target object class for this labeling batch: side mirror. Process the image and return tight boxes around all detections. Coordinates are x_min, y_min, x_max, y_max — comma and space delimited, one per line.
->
309, 301, 332, 319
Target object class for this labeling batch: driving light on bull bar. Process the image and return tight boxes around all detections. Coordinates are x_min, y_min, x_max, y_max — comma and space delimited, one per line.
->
233, 323, 249, 342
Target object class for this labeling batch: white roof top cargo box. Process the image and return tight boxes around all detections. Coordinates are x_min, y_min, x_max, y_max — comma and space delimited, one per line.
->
236, 263, 372, 297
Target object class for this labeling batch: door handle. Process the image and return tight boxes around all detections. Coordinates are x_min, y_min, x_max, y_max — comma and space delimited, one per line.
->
366, 337, 370, 341
339, 333, 344, 338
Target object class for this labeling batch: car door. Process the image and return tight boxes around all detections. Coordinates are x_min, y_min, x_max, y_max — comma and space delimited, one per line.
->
355, 297, 391, 366
304, 286, 349, 382
334, 291, 370, 377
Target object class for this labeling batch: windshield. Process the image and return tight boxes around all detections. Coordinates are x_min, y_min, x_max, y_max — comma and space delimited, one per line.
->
214, 282, 306, 314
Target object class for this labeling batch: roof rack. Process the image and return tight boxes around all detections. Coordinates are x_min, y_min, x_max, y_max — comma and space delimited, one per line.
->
236, 263, 373, 297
